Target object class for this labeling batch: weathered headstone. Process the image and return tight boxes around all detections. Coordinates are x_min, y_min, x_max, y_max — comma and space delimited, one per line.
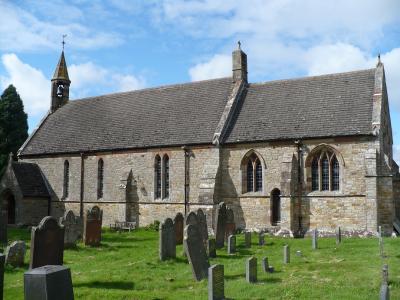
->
283, 245, 290, 264
184, 224, 210, 281
225, 207, 235, 241
0, 254, 4, 300
207, 238, 216, 258
380, 264, 389, 300
258, 232, 265, 246
24, 265, 74, 300
186, 211, 199, 227
208, 264, 224, 300
159, 218, 176, 261
262, 257, 268, 273
245, 231, 251, 248
246, 256, 257, 283
312, 229, 318, 250
84, 206, 103, 247
30, 216, 65, 269
60, 210, 83, 248
336, 226, 342, 245
5, 240, 26, 267
214, 202, 227, 249
197, 209, 209, 245
0, 211, 7, 244
174, 212, 184, 245
227, 235, 236, 255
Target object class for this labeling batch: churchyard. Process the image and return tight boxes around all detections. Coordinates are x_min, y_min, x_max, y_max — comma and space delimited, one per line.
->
2, 223, 399, 299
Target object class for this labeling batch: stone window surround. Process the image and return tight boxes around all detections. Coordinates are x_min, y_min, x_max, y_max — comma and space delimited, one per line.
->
62, 160, 69, 200
154, 153, 170, 200
97, 158, 104, 200
240, 150, 265, 195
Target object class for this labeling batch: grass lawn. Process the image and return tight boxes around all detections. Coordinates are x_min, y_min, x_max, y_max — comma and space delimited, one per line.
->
2, 227, 399, 299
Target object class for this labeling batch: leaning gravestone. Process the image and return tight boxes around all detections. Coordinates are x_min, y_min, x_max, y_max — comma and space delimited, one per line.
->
197, 209, 209, 245
60, 210, 83, 248
84, 206, 103, 246
283, 245, 290, 264
184, 224, 210, 281
24, 265, 74, 300
245, 231, 252, 248
225, 208, 235, 241
5, 240, 26, 267
259, 232, 265, 246
312, 229, 318, 250
30, 216, 64, 269
174, 212, 184, 245
0, 210, 7, 244
0, 253, 4, 300
208, 264, 224, 300
227, 235, 236, 255
207, 239, 217, 258
246, 256, 257, 283
214, 203, 227, 249
159, 218, 176, 261
336, 226, 342, 245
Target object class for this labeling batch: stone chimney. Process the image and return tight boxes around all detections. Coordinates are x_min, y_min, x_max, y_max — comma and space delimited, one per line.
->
232, 41, 247, 83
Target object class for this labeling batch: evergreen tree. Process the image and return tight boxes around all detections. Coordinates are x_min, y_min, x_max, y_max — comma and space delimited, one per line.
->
0, 85, 28, 174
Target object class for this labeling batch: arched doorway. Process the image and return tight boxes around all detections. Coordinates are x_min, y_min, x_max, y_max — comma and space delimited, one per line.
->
4, 191, 16, 224
271, 188, 281, 226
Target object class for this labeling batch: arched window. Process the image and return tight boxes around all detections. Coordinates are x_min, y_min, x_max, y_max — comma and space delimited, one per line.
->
97, 159, 104, 199
311, 158, 319, 191
331, 156, 340, 191
243, 152, 263, 193
163, 155, 170, 199
155, 155, 161, 198
63, 160, 69, 198
246, 160, 254, 192
255, 160, 262, 192
321, 155, 329, 191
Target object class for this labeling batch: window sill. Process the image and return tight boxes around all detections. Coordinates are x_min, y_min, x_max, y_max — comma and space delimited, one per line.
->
307, 191, 343, 196
241, 192, 264, 197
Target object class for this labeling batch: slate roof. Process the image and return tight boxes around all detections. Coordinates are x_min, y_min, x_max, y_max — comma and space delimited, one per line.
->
12, 162, 50, 197
20, 68, 376, 156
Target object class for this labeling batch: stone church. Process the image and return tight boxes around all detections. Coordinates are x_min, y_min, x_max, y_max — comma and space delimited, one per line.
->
1, 45, 399, 236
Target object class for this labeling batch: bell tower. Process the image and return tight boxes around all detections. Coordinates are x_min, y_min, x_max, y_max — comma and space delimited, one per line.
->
51, 40, 70, 112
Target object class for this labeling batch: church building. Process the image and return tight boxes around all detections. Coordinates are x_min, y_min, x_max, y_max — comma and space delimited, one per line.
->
1, 44, 399, 236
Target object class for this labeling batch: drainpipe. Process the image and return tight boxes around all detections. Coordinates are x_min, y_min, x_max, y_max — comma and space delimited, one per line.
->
294, 140, 303, 236
80, 152, 85, 218
182, 146, 189, 216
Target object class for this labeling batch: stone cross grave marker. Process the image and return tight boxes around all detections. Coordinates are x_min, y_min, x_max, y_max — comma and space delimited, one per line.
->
258, 232, 265, 246
174, 212, 184, 245
60, 210, 83, 248
245, 231, 251, 248
0, 253, 4, 300
283, 244, 290, 264
30, 216, 64, 269
208, 264, 224, 300
197, 209, 209, 245
5, 240, 26, 267
207, 238, 216, 258
227, 235, 236, 255
0, 210, 7, 244
24, 265, 74, 300
84, 206, 103, 246
184, 224, 210, 281
380, 264, 389, 300
214, 202, 227, 249
225, 207, 235, 241
159, 218, 176, 261
336, 226, 342, 245
262, 257, 269, 273
246, 256, 257, 283
312, 229, 318, 250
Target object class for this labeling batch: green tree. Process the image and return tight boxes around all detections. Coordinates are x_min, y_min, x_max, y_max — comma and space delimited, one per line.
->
0, 85, 28, 175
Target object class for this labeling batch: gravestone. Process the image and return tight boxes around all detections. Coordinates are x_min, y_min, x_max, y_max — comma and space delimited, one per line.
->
246, 256, 257, 283
24, 265, 74, 300
225, 208, 235, 241
184, 224, 210, 281
208, 264, 224, 300
60, 210, 83, 248
262, 257, 268, 273
0, 211, 7, 244
214, 202, 227, 249
227, 235, 236, 255
312, 229, 318, 250
84, 206, 103, 246
174, 212, 184, 245
5, 240, 26, 267
283, 245, 290, 264
258, 232, 265, 246
197, 209, 209, 245
245, 231, 251, 248
0, 254, 4, 300
207, 239, 216, 258
380, 264, 389, 300
186, 211, 199, 227
159, 218, 176, 261
336, 226, 342, 245
30, 216, 65, 269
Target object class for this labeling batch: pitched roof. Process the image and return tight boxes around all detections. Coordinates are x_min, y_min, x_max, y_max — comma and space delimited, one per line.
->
225, 69, 376, 143
12, 162, 50, 197
19, 68, 376, 156
52, 51, 70, 81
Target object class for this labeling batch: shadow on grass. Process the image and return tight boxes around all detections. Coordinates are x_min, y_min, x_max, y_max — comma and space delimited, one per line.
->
74, 280, 134, 290
4, 263, 29, 273
257, 277, 282, 284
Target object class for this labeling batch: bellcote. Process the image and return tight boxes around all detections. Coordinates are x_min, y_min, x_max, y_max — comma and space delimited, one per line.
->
232, 41, 248, 83
51, 51, 71, 113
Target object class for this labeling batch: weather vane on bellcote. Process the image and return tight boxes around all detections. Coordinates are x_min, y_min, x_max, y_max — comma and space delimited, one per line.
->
62, 34, 67, 51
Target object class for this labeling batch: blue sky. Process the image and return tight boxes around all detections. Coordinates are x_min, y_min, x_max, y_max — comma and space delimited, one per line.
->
0, 0, 399, 163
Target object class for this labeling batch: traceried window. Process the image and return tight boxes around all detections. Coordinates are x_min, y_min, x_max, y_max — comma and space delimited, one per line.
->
309, 148, 341, 192
243, 153, 263, 193
255, 160, 263, 192
97, 159, 104, 199
331, 156, 340, 191
246, 160, 254, 192
155, 155, 162, 198
311, 158, 319, 191
321, 156, 329, 191
63, 160, 69, 198
163, 155, 170, 199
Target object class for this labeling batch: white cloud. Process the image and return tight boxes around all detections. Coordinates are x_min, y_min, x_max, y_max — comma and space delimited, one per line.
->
189, 54, 231, 81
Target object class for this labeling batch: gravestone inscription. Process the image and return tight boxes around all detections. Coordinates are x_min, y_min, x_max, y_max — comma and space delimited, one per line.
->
30, 216, 64, 269
184, 224, 210, 281
159, 218, 176, 261
214, 203, 227, 249
174, 212, 184, 245
227, 235, 236, 255
246, 256, 257, 283
208, 264, 224, 300
5, 240, 26, 267
60, 210, 83, 248
283, 245, 290, 264
225, 208, 235, 241
84, 206, 103, 247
